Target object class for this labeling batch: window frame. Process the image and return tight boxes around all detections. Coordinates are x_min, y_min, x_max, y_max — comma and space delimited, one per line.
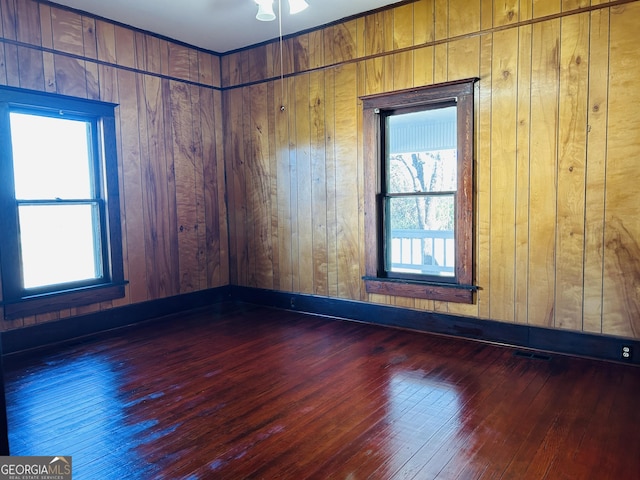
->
361, 79, 478, 304
0, 86, 126, 320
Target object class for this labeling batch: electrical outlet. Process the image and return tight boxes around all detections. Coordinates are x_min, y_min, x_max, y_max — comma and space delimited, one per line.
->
621, 345, 632, 361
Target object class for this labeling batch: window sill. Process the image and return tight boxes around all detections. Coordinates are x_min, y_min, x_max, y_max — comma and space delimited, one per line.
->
363, 276, 476, 304
2, 282, 127, 320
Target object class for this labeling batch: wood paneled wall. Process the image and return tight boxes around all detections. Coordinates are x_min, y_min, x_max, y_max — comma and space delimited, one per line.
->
223, 0, 640, 339
1, 0, 638, 342
0, 0, 228, 330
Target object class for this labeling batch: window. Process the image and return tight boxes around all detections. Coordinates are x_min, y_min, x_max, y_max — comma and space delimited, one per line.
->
362, 79, 477, 303
0, 86, 125, 319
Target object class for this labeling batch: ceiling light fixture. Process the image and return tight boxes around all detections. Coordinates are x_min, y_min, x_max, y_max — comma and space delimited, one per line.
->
255, 0, 276, 21
255, 0, 308, 21
288, 0, 309, 15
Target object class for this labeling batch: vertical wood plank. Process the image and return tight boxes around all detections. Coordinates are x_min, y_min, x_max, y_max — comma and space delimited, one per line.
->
223, 90, 239, 285
211, 54, 221, 89
555, 12, 589, 331
136, 72, 154, 297
494, 0, 520, 26
533, 0, 562, 18
365, 12, 385, 56
238, 50, 250, 84
413, 46, 434, 87
450, 0, 481, 37
365, 57, 384, 95
414, 0, 435, 45
602, 2, 640, 338
106, 63, 130, 309
117, 69, 148, 303
42, 51, 55, 92
489, 28, 519, 323
325, 68, 339, 298
0, 43, 7, 86
245, 46, 265, 84
308, 29, 324, 69
114, 25, 135, 69
477, 33, 493, 320
141, 74, 179, 298
17, 46, 43, 90
134, 32, 148, 72
334, 64, 360, 299
15, 0, 40, 46
325, 21, 356, 65
144, 35, 162, 78
481, 0, 494, 30
169, 80, 198, 293
356, 62, 366, 300
393, 51, 413, 90
434, 0, 449, 40
282, 39, 294, 77
85, 61, 99, 100
82, 16, 97, 60
286, 77, 300, 292
220, 54, 231, 88
528, 19, 560, 328
393, 3, 414, 49
39, 4, 53, 50
189, 84, 208, 291
273, 78, 293, 291
50, 7, 83, 56
447, 36, 480, 81
188, 49, 199, 84
213, 89, 229, 284
356, 17, 366, 59
1, 0, 17, 41
293, 34, 309, 74
162, 78, 180, 298
53, 54, 86, 97
200, 86, 220, 288
248, 83, 274, 290
434, 44, 448, 83
583, 8, 609, 334
562, 0, 590, 12
293, 74, 313, 294
168, 43, 190, 81
96, 20, 116, 64
515, 25, 533, 325
4, 43, 18, 86
266, 82, 280, 289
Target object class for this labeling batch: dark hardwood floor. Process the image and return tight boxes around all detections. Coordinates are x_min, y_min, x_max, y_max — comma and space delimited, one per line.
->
3, 303, 639, 479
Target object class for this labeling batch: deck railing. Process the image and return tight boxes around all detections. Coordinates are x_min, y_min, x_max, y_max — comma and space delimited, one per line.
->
390, 229, 454, 276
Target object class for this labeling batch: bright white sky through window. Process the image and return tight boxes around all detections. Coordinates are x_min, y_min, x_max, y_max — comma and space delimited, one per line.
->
10, 112, 101, 289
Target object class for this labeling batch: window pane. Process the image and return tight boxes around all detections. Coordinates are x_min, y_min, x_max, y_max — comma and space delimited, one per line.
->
18, 204, 103, 289
10, 112, 93, 200
387, 106, 457, 194
387, 195, 455, 277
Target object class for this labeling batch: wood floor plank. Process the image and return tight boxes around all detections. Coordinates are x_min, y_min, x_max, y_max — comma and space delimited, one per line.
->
3, 303, 639, 479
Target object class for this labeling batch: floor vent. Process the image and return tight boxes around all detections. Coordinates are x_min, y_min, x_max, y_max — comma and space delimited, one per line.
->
513, 350, 552, 361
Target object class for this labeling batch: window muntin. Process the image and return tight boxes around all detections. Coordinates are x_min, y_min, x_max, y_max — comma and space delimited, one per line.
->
362, 79, 477, 304
0, 86, 125, 319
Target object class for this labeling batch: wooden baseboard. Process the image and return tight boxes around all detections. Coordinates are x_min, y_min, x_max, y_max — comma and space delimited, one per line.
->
2, 284, 638, 366
1, 286, 232, 355
231, 286, 640, 366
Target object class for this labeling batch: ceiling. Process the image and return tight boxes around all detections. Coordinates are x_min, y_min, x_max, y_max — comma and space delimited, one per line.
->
49, 0, 407, 53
